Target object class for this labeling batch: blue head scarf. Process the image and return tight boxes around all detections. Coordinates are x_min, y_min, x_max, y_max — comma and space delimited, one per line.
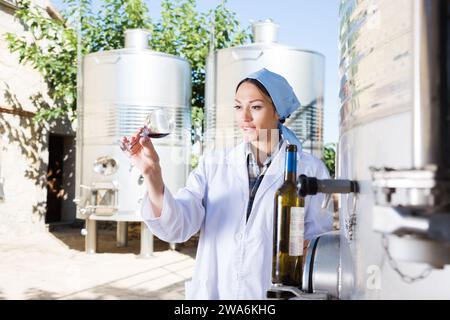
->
245, 68, 303, 152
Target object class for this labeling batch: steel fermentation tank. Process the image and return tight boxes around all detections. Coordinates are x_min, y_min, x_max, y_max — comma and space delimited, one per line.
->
336, 0, 450, 299
204, 20, 325, 157
76, 29, 191, 219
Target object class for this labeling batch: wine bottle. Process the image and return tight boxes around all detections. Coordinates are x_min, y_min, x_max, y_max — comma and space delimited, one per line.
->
272, 144, 305, 288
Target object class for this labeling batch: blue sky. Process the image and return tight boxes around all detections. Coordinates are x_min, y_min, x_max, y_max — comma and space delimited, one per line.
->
52, 0, 340, 144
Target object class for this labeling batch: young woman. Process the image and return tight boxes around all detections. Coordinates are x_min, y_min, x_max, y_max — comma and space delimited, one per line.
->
127, 68, 332, 299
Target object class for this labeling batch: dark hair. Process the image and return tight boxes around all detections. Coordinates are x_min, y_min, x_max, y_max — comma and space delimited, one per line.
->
235, 78, 286, 123
236, 78, 271, 97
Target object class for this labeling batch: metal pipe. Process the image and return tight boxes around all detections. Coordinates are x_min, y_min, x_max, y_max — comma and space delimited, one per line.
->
413, 0, 442, 169
297, 175, 358, 197
140, 222, 153, 258
204, 20, 217, 151
116, 222, 128, 247
75, 10, 84, 217
317, 179, 357, 194
85, 219, 97, 254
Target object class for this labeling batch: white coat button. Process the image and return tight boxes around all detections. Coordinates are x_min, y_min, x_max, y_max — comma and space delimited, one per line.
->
235, 233, 243, 241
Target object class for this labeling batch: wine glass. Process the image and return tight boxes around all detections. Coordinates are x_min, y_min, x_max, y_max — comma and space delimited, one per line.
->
119, 108, 174, 156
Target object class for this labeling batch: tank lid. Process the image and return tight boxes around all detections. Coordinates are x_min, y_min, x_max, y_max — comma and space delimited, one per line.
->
251, 19, 279, 43
124, 29, 151, 50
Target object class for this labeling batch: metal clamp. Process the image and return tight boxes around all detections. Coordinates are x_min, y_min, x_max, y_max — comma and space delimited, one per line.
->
371, 167, 450, 207
371, 167, 450, 243
371, 167, 450, 269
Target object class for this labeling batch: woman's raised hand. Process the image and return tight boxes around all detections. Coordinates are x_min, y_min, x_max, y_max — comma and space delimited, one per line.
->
122, 127, 164, 216
131, 129, 161, 176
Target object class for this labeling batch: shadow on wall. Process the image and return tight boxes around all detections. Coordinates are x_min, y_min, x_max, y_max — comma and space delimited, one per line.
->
0, 84, 74, 222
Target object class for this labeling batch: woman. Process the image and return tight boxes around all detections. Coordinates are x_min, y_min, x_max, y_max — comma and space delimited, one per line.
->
128, 68, 332, 299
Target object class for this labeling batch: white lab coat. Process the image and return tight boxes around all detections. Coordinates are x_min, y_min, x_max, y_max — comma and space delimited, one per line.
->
141, 140, 333, 299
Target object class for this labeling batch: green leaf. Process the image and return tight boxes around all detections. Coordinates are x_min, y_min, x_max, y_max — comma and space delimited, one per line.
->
321, 143, 337, 178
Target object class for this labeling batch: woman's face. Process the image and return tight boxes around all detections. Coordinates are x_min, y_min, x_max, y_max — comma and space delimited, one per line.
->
234, 81, 279, 142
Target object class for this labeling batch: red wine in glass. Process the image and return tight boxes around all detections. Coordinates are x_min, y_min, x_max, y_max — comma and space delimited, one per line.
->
147, 132, 170, 138
119, 109, 173, 155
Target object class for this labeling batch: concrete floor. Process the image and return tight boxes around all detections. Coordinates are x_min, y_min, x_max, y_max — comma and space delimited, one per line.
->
0, 224, 197, 300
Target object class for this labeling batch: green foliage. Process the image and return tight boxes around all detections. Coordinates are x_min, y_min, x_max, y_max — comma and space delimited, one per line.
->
322, 143, 336, 178
4, 0, 250, 136
75, 0, 152, 53
150, 0, 249, 138
5, 0, 78, 122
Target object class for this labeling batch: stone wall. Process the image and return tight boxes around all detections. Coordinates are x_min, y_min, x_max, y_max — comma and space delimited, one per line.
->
0, 0, 76, 237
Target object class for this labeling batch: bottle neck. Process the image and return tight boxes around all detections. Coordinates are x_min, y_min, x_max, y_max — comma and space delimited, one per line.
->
284, 150, 297, 183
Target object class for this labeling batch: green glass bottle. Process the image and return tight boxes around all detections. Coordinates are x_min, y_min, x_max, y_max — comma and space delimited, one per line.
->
272, 144, 305, 287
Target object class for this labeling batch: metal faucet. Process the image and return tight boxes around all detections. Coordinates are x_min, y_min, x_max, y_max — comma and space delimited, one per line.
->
297, 174, 359, 197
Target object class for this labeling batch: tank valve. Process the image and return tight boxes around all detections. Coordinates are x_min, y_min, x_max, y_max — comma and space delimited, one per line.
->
297, 175, 359, 197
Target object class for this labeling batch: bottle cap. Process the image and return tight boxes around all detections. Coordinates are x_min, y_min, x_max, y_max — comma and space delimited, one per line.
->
286, 144, 297, 152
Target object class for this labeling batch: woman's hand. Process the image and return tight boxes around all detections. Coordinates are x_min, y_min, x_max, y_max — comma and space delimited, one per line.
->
124, 128, 164, 217
127, 128, 160, 175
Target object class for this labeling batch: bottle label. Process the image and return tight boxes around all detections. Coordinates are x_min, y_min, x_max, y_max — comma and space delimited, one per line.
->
289, 207, 304, 256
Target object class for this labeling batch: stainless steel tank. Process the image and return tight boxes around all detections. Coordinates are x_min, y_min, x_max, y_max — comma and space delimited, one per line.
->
336, 0, 450, 299
204, 20, 325, 157
76, 29, 191, 218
